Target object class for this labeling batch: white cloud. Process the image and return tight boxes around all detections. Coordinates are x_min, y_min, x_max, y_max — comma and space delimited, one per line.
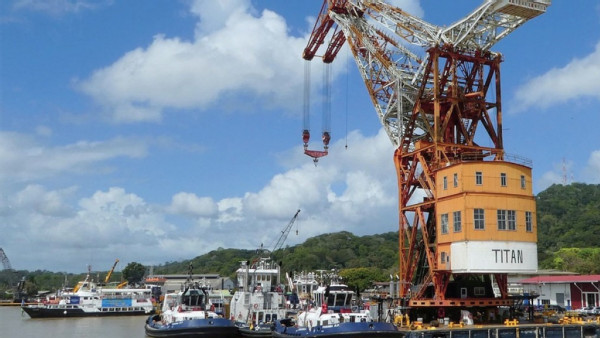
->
0, 132, 147, 184
13, 0, 108, 15
167, 192, 218, 218
510, 42, 600, 113
0, 128, 400, 272
77, 0, 310, 123
582, 150, 600, 183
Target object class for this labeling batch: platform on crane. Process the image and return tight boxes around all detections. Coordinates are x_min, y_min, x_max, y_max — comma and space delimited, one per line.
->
492, 0, 550, 19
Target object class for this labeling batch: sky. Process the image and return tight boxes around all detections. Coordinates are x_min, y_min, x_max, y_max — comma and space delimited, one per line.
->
1, 0, 599, 274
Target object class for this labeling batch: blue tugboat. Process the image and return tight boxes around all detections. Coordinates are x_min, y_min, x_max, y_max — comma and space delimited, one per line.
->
144, 264, 237, 337
273, 318, 402, 337
273, 270, 402, 337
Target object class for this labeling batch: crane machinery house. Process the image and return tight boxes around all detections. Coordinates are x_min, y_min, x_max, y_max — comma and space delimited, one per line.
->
435, 160, 537, 274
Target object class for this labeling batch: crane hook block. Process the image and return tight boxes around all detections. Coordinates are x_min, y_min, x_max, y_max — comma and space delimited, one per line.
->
322, 132, 331, 147
303, 129, 310, 149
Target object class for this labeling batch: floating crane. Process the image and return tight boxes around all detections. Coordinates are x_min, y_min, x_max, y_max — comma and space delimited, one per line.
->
303, 0, 549, 312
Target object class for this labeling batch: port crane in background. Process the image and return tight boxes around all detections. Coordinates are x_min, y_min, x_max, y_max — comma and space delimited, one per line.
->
270, 209, 301, 254
303, 0, 549, 313
0, 248, 11, 270
104, 258, 119, 284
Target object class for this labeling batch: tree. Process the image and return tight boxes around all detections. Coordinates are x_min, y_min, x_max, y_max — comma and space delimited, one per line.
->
339, 267, 387, 294
122, 262, 146, 285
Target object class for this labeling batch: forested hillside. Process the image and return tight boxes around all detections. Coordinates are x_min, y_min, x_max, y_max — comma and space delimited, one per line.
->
152, 231, 399, 279
2, 183, 599, 297
536, 183, 600, 273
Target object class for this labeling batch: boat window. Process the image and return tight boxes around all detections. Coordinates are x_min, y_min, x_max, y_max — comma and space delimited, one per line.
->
336, 294, 346, 306
182, 289, 204, 307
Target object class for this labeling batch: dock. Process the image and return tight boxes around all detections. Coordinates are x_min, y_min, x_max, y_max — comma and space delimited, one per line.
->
399, 323, 600, 338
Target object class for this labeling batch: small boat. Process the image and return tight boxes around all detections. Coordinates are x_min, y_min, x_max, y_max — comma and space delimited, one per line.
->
21, 270, 155, 318
145, 266, 237, 338
230, 258, 296, 337
237, 322, 275, 337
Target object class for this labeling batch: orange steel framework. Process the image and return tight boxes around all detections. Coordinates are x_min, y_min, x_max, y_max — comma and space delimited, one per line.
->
396, 46, 509, 307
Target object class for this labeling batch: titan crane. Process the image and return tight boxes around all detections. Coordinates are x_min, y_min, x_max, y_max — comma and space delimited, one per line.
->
303, 0, 549, 311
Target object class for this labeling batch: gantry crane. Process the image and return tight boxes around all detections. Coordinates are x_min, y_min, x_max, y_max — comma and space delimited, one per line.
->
303, 0, 549, 314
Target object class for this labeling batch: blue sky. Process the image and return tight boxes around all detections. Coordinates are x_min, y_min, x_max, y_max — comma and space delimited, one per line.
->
1, 0, 599, 273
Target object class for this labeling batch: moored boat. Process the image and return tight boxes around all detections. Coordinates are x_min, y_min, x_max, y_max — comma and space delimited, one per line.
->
145, 266, 237, 337
273, 318, 402, 337
21, 271, 155, 318
273, 270, 401, 337
230, 258, 295, 337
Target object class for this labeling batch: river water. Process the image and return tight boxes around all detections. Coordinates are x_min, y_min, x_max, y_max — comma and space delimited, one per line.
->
0, 306, 147, 337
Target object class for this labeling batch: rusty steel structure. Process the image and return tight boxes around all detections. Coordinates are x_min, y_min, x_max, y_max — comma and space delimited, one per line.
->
303, 0, 549, 308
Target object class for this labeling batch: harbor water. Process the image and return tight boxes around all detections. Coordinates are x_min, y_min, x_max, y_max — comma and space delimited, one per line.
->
0, 306, 146, 337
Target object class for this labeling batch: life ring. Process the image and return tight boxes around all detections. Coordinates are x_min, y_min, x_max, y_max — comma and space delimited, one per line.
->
254, 304, 258, 309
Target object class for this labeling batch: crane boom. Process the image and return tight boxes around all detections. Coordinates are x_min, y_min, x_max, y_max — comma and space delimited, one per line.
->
0, 248, 12, 270
304, 0, 550, 148
271, 210, 301, 253
105, 259, 119, 284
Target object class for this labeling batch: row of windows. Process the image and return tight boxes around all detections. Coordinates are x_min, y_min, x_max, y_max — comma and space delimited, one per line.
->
442, 172, 527, 189
440, 209, 533, 234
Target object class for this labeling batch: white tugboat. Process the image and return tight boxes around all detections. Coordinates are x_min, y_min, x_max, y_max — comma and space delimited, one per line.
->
145, 264, 237, 337
230, 258, 296, 337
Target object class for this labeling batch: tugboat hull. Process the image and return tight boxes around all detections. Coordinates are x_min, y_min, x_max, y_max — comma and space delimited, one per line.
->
145, 315, 239, 338
273, 321, 403, 337
22, 305, 151, 318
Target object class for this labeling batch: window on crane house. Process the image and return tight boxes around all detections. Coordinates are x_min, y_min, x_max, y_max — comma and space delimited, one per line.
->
441, 214, 449, 234
453, 173, 458, 187
453, 211, 462, 232
508, 210, 516, 230
474, 208, 485, 230
443, 176, 447, 190
521, 175, 526, 189
497, 209, 516, 230
526, 211, 533, 232
497, 210, 507, 230
500, 173, 507, 187
476, 171, 483, 185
